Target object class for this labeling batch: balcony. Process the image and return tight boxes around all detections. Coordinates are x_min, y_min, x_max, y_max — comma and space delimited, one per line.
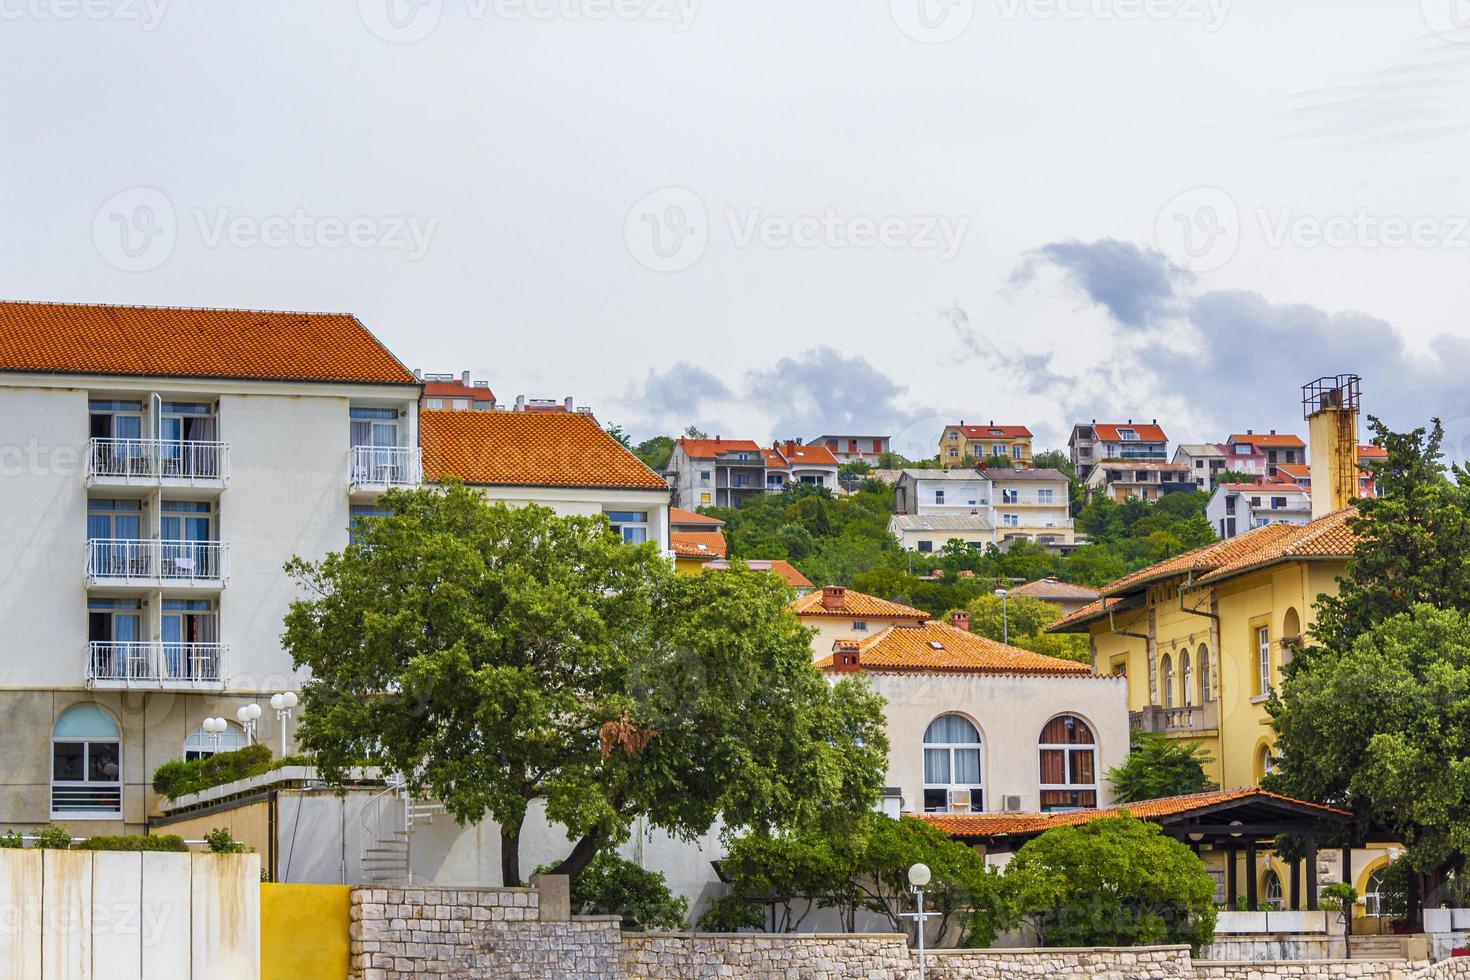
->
87, 641, 226, 689
86, 539, 229, 589
86, 438, 229, 489
348, 446, 422, 491
1130, 701, 1219, 734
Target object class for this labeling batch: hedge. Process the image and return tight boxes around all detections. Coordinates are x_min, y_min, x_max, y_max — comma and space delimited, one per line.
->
75, 835, 188, 852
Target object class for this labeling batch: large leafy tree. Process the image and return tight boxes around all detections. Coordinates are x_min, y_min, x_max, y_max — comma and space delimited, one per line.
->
1004, 816, 1217, 952
964, 593, 1091, 664
1311, 417, 1470, 653
283, 483, 889, 885
1105, 731, 1215, 802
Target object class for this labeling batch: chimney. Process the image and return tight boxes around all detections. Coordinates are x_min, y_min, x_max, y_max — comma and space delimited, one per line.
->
831, 639, 861, 673
950, 610, 970, 631
1247, 428, 1254, 435
565, 396, 574, 411
1303, 375, 1360, 520
515, 395, 526, 412
989, 419, 995, 426
821, 585, 846, 610
1269, 429, 1276, 435
413, 368, 423, 380
715, 435, 721, 444
461, 370, 470, 385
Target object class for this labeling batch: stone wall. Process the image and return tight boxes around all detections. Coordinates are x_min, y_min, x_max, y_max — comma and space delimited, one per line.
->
1195, 960, 1430, 980
621, 932, 914, 979
929, 945, 1194, 978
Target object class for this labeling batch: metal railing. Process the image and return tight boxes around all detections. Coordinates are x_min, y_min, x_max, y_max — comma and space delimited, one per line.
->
86, 438, 229, 482
86, 539, 228, 583
348, 446, 422, 488
88, 641, 226, 685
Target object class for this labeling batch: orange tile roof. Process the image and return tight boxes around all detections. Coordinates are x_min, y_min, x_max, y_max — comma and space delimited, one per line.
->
1276, 464, 1311, 481
1228, 432, 1305, 448
670, 530, 726, 559
1010, 578, 1101, 602
669, 507, 724, 527
704, 559, 814, 590
790, 587, 929, 621
1218, 483, 1308, 493
421, 410, 670, 491
1092, 422, 1167, 443
0, 301, 415, 385
1048, 596, 1128, 632
816, 620, 1094, 676
917, 788, 1350, 837
423, 379, 494, 401
677, 438, 764, 459
1357, 444, 1388, 460
761, 449, 789, 469
778, 441, 840, 466
1193, 507, 1355, 584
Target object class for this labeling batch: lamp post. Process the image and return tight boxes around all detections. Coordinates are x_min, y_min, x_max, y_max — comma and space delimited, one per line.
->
994, 587, 1009, 644
202, 716, 227, 750
236, 703, 262, 745
901, 862, 940, 980
270, 692, 298, 755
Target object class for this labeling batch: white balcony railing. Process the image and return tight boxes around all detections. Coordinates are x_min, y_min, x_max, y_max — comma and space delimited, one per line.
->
348, 446, 422, 489
86, 438, 229, 484
86, 539, 229, 585
87, 641, 226, 687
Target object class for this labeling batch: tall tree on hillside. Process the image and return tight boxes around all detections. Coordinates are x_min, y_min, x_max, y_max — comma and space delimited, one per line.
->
283, 483, 889, 886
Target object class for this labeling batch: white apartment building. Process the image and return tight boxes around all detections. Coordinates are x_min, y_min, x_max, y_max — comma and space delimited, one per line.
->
664, 438, 839, 510
0, 302, 422, 834
987, 468, 1076, 548
891, 469, 994, 551
1206, 482, 1313, 539
1068, 420, 1169, 480
1172, 443, 1227, 489
809, 434, 890, 464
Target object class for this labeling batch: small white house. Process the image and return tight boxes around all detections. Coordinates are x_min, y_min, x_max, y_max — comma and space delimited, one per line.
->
1206, 481, 1312, 539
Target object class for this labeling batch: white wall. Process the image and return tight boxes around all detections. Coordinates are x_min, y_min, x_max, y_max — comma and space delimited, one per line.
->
474, 485, 671, 552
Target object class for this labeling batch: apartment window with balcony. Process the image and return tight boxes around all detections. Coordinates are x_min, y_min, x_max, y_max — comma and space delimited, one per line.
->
183, 720, 243, 762
1272, 497, 1287, 509
605, 510, 649, 544
158, 401, 218, 476
1002, 514, 1019, 527
1039, 714, 1097, 811
923, 714, 983, 813
52, 704, 122, 818
89, 599, 142, 683
162, 599, 219, 681
1037, 488, 1054, 503
87, 499, 144, 577
89, 399, 146, 474
767, 474, 784, 489
1002, 489, 1019, 504
161, 499, 218, 579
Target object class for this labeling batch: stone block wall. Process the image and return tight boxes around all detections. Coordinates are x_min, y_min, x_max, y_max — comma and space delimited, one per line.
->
930, 945, 1194, 978
620, 932, 914, 979
1195, 960, 1430, 980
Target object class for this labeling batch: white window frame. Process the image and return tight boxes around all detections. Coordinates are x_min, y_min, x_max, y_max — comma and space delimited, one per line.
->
922, 714, 983, 813
605, 510, 650, 544
1037, 488, 1053, 503
51, 707, 123, 820
1257, 626, 1271, 694
1002, 514, 1019, 527
935, 489, 945, 504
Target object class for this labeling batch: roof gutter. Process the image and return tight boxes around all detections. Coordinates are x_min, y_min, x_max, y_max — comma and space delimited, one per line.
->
1107, 605, 1149, 643
1178, 569, 1219, 621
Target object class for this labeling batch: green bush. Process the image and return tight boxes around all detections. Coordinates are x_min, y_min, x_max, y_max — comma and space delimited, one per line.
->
33, 825, 73, 850
151, 744, 279, 799
534, 852, 688, 931
0, 831, 24, 849
75, 835, 188, 852
204, 828, 245, 854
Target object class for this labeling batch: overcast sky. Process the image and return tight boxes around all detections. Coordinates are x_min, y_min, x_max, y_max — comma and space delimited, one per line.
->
4, 0, 1470, 458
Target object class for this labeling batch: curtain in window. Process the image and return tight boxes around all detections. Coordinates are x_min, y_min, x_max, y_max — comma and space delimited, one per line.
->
1070, 749, 1095, 784
953, 748, 981, 784
924, 715, 980, 744
1040, 715, 1094, 745
924, 749, 949, 785
1039, 748, 1067, 784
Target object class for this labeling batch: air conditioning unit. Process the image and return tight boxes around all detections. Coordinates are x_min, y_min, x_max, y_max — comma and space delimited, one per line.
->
1003, 795, 1023, 812
947, 789, 972, 811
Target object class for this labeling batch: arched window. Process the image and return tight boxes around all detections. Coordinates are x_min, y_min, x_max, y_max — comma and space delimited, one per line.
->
1161, 653, 1175, 708
1039, 715, 1097, 811
1263, 869, 1284, 910
1180, 651, 1194, 707
1282, 608, 1302, 667
52, 704, 122, 818
1197, 645, 1211, 703
1364, 866, 1389, 917
1256, 744, 1276, 783
923, 715, 983, 813
184, 720, 244, 762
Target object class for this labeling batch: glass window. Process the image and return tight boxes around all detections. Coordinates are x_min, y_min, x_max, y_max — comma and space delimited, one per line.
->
350, 504, 389, 546
1039, 715, 1097, 811
51, 704, 122, 818
1037, 488, 1053, 503
1161, 654, 1175, 708
935, 489, 945, 504
851, 621, 868, 632
426, 398, 443, 409
1256, 627, 1271, 694
923, 714, 983, 813
183, 720, 244, 762
917, 540, 933, 554
606, 511, 649, 544
1198, 645, 1211, 703
1180, 651, 1193, 707
1364, 868, 1390, 917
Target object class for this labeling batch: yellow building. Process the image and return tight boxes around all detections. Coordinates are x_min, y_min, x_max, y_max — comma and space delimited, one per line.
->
938, 423, 1033, 467
669, 507, 726, 573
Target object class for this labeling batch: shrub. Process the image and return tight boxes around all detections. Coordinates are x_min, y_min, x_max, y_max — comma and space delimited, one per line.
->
535, 852, 688, 931
0, 831, 24, 849
204, 828, 245, 854
75, 835, 188, 852
151, 744, 276, 799
1004, 815, 1217, 952
33, 825, 73, 850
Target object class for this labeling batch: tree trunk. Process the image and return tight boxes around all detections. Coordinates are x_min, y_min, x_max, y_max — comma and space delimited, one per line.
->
545, 827, 603, 881
501, 819, 524, 887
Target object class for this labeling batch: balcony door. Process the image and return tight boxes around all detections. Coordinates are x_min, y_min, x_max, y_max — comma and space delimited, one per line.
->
158, 401, 217, 477
88, 598, 143, 680
89, 399, 144, 474
161, 500, 215, 577
162, 598, 217, 679
350, 407, 400, 481
87, 499, 145, 577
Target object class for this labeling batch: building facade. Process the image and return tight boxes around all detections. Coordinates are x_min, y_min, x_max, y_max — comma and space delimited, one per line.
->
1083, 460, 1194, 503
1226, 431, 1305, 478
1172, 443, 1227, 489
1069, 421, 1168, 480
1206, 482, 1312, 539
810, 434, 890, 464
939, 423, 1033, 467
415, 370, 495, 410
664, 438, 766, 510
987, 468, 1076, 548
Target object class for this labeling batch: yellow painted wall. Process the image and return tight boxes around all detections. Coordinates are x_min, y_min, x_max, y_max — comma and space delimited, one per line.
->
159, 799, 273, 868
261, 883, 350, 980
673, 555, 708, 575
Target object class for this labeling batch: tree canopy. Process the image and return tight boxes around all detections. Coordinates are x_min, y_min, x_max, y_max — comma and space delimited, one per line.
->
1106, 731, 1215, 803
283, 483, 889, 885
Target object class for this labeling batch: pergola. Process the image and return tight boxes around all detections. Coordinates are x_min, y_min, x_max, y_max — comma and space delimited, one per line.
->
919, 788, 1380, 912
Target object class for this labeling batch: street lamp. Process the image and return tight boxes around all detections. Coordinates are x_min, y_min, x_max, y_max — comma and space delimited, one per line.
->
994, 588, 1009, 644
236, 703, 262, 745
270, 691, 299, 755
201, 716, 228, 750
902, 862, 940, 980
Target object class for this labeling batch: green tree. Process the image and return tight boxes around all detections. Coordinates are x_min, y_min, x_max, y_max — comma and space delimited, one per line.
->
1003, 816, 1217, 952
633, 435, 675, 471
1212, 469, 1257, 488
683, 424, 709, 439
604, 422, 633, 449
283, 483, 889, 886
1106, 731, 1215, 802
537, 851, 689, 930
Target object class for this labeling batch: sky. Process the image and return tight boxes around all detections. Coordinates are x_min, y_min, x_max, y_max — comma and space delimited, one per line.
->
4, 0, 1470, 461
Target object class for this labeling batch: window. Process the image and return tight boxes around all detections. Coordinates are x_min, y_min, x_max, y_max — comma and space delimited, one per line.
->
1256, 744, 1276, 781
1118, 428, 1138, 441
161, 499, 217, 578
349, 504, 389, 546
452, 399, 469, 410
699, 470, 711, 482
162, 599, 218, 680
184, 720, 244, 761
88, 598, 143, 681
1037, 488, 1053, 503
1039, 715, 1097, 811
349, 406, 399, 447
767, 474, 784, 488
52, 704, 122, 818
605, 511, 649, 544
935, 489, 945, 504
1002, 514, 1019, 527
699, 493, 711, 504
1180, 650, 1193, 707
426, 398, 443, 409
1002, 489, 1019, 504
87, 499, 143, 564
1161, 654, 1175, 708
1012, 445, 1022, 459
1256, 626, 1271, 695
1364, 867, 1390, 917
1198, 645, 1211, 703
1272, 497, 1287, 509
1262, 869, 1284, 910
923, 715, 983, 812
851, 621, 868, 632
947, 449, 959, 458
949, 431, 959, 440
917, 540, 933, 553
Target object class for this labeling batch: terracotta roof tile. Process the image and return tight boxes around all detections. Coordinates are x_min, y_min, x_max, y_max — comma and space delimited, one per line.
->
816, 620, 1095, 676
778, 441, 839, 466
676, 438, 764, 458
1193, 507, 1356, 584
951, 424, 1033, 439
917, 788, 1350, 837
790, 587, 929, 621
761, 449, 789, 469
704, 559, 814, 590
1091, 423, 1167, 443
422, 410, 670, 491
1228, 432, 1305, 448
1010, 579, 1101, 602
1048, 596, 1127, 632
0, 301, 415, 385
423, 380, 494, 401
669, 507, 724, 527
670, 530, 726, 559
